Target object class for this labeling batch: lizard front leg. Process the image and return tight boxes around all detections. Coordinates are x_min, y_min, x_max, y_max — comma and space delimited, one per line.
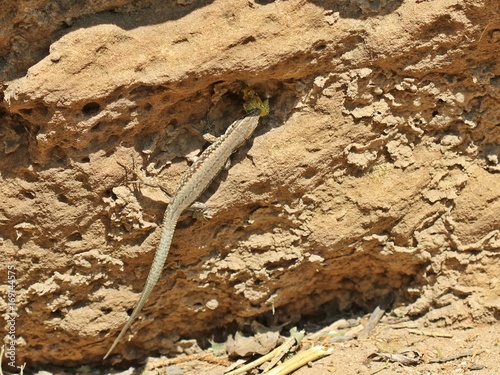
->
118, 159, 209, 217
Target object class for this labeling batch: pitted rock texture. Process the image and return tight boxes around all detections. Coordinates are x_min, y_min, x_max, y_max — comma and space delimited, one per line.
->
1, 0, 499, 368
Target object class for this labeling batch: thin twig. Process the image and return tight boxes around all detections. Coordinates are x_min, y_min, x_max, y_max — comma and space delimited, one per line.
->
407, 329, 453, 338
224, 345, 289, 375
262, 332, 303, 373
225, 329, 304, 375
146, 353, 231, 371
264, 346, 333, 375
429, 350, 483, 364
368, 361, 391, 375
0, 346, 4, 375
358, 293, 394, 339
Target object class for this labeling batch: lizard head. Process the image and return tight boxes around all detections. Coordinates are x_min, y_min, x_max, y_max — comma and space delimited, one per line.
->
242, 87, 270, 116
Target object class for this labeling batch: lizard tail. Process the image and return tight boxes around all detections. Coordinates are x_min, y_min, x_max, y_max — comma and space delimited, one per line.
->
103, 206, 180, 359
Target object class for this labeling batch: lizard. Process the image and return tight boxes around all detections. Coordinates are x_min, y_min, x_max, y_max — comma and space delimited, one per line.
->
103, 87, 270, 359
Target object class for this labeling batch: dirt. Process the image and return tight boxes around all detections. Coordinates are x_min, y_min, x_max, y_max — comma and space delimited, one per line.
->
0, 0, 499, 374
146, 318, 499, 375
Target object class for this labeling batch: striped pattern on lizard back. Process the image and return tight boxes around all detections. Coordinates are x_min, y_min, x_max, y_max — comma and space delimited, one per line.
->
104, 89, 269, 359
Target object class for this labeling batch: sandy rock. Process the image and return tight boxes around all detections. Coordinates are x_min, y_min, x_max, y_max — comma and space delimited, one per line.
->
0, 0, 499, 368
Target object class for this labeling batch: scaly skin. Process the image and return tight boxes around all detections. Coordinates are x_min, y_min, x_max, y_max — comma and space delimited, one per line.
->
104, 89, 269, 359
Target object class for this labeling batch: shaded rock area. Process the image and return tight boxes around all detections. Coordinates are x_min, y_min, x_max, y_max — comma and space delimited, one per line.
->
0, 0, 499, 370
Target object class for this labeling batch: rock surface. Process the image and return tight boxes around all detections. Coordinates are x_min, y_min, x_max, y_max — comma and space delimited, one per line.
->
1, 0, 499, 368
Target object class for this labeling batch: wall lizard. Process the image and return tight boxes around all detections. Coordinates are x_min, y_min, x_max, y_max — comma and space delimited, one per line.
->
104, 88, 269, 359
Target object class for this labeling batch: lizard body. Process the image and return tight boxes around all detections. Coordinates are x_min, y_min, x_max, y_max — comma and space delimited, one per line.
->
104, 88, 269, 359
